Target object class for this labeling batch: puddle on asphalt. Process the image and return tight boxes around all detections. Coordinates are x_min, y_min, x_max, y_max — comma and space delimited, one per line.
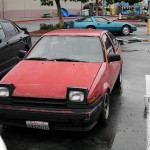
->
117, 38, 150, 46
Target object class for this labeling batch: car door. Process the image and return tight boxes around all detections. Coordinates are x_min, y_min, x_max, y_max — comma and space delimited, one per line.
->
74, 17, 95, 28
1, 21, 22, 68
102, 33, 121, 90
94, 17, 115, 32
0, 23, 12, 77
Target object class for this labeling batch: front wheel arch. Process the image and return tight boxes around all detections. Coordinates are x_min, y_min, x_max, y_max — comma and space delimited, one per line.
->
86, 25, 96, 29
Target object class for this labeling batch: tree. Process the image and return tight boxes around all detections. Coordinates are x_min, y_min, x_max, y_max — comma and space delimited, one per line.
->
106, 0, 143, 5
40, 0, 88, 27
40, 0, 64, 26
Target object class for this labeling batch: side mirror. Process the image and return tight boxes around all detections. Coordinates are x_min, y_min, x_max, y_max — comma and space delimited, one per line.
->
18, 50, 27, 59
20, 27, 29, 34
108, 53, 120, 62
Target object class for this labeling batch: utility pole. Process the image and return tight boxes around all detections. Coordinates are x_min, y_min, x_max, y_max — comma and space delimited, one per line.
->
102, 0, 105, 16
2, 0, 4, 19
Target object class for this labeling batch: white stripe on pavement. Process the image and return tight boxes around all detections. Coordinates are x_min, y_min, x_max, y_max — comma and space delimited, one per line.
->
145, 75, 150, 150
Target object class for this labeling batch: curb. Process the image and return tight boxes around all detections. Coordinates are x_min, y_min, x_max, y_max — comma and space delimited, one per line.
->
14, 16, 142, 23
14, 17, 76, 23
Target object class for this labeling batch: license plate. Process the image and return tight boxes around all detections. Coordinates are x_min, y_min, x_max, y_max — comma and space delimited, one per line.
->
26, 121, 50, 130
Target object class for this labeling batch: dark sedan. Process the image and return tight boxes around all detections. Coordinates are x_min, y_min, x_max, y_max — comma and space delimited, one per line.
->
0, 19, 32, 78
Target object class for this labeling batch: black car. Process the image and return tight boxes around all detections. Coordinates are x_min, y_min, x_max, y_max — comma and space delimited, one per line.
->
0, 19, 32, 78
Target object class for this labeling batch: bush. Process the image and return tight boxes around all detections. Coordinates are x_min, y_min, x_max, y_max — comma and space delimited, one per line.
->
40, 23, 62, 30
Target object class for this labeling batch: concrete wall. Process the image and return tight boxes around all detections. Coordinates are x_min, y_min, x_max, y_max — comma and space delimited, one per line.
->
0, 0, 88, 19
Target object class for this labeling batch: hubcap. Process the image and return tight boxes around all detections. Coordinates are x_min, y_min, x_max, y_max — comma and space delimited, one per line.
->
104, 99, 109, 119
123, 27, 129, 35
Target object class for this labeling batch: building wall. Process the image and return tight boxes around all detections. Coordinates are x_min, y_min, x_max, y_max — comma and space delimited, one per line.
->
0, 0, 89, 19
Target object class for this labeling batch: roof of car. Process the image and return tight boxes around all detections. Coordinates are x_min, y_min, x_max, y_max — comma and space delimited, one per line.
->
45, 29, 106, 36
0, 19, 11, 23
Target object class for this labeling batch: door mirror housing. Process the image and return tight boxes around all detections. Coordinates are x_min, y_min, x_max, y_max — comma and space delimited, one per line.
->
108, 53, 120, 62
18, 50, 28, 59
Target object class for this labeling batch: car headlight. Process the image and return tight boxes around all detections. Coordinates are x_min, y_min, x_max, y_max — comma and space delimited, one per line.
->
69, 91, 84, 102
67, 87, 88, 103
0, 87, 9, 97
0, 83, 15, 99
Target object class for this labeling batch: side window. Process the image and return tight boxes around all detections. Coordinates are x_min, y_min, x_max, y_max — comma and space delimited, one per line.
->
2, 22, 19, 37
82, 18, 92, 22
0, 24, 5, 40
102, 33, 115, 54
107, 32, 119, 51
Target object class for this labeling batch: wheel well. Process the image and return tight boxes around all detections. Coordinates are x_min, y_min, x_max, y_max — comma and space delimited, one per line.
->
86, 25, 96, 29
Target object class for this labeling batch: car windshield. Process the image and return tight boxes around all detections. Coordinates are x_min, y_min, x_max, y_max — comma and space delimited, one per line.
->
26, 35, 104, 62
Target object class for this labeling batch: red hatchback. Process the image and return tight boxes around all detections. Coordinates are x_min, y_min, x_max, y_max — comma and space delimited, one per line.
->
0, 29, 122, 131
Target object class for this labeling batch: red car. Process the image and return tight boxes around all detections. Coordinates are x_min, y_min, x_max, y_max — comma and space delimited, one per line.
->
0, 29, 122, 131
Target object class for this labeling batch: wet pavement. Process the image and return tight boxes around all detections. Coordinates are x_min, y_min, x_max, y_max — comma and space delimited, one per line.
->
0, 42, 148, 150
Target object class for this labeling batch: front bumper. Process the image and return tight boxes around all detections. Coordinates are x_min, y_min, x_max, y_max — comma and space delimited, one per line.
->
0, 96, 104, 131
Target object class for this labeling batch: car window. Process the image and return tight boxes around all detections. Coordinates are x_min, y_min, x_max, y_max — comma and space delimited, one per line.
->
2, 22, 19, 37
94, 17, 108, 22
107, 32, 119, 51
0, 25, 5, 40
102, 33, 115, 54
76, 17, 92, 22
27, 36, 104, 62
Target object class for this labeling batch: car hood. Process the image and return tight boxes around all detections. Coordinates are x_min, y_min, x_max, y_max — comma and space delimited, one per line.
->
1, 60, 102, 99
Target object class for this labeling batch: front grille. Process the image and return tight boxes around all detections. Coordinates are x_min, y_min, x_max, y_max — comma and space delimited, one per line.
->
11, 97, 66, 108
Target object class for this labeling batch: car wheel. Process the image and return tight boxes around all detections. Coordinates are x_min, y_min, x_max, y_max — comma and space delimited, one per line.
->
115, 69, 122, 87
86, 26, 95, 29
101, 92, 110, 125
122, 25, 130, 35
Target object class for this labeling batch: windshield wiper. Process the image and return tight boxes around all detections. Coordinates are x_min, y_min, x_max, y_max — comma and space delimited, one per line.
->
52, 58, 85, 62
26, 57, 86, 62
26, 57, 50, 61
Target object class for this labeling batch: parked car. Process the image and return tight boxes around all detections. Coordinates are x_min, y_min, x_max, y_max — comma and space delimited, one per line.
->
63, 16, 137, 35
0, 136, 7, 150
0, 29, 123, 131
0, 19, 32, 78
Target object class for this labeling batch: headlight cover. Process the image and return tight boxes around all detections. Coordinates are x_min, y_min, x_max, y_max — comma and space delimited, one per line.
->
0, 83, 15, 99
67, 87, 88, 104
0, 87, 9, 97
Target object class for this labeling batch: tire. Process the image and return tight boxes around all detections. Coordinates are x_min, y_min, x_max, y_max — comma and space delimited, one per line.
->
122, 25, 130, 36
115, 69, 122, 87
101, 92, 110, 125
86, 26, 95, 29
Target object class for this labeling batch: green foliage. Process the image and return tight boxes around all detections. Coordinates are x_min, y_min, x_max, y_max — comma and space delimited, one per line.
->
40, 23, 62, 30
40, 0, 53, 6
106, 0, 143, 5
40, 0, 89, 6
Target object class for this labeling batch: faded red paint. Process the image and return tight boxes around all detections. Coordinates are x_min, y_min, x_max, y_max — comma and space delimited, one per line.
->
1, 61, 102, 99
